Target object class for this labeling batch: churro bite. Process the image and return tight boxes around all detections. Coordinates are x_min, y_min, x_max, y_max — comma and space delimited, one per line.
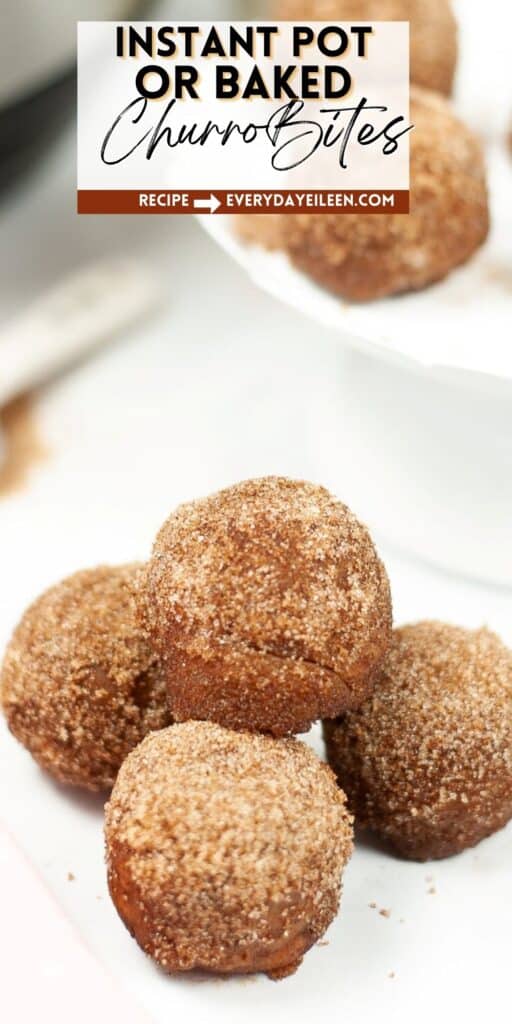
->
276, 0, 458, 95
0, 565, 169, 791
141, 476, 392, 736
283, 89, 490, 301
324, 622, 512, 860
105, 721, 353, 979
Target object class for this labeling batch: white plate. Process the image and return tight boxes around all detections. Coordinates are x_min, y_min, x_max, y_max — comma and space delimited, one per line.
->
1, 211, 512, 1024
199, 0, 512, 382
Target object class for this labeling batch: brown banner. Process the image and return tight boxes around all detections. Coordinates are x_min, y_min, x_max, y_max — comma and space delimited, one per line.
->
77, 189, 410, 215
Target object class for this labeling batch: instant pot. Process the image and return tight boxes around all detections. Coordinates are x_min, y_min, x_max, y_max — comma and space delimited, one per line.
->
0, 2, 141, 189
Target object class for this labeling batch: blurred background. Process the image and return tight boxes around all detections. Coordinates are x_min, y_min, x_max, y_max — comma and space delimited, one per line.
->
0, 3, 511, 1021
1, 0, 511, 590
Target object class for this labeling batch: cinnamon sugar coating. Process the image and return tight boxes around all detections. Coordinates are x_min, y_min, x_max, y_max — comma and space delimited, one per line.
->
236, 213, 286, 251
105, 721, 353, 979
1, 565, 170, 791
141, 477, 392, 736
276, 0, 458, 96
324, 622, 512, 860
282, 89, 489, 301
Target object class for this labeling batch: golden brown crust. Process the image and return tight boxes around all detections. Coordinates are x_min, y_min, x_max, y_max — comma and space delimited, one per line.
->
324, 622, 512, 860
141, 476, 392, 736
105, 722, 354, 978
282, 89, 490, 301
0, 565, 170, 791
276, 0, 458, 96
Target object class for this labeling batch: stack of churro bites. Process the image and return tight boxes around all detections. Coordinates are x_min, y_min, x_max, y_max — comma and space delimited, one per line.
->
2, 477, 512, 980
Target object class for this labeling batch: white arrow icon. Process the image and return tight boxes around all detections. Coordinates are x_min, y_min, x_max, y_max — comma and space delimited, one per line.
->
193, 193, 221, 214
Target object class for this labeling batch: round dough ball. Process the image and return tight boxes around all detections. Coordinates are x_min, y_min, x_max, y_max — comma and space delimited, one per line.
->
142, 476, 392, 736
105, 721, 353, 978
275, 0, 458, 95
1, 565, 170, 791
283, 89, 489, 300
324, 622, 512, 860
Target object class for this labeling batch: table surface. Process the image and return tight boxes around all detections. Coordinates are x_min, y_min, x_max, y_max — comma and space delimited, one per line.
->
0, 130, 511, 1024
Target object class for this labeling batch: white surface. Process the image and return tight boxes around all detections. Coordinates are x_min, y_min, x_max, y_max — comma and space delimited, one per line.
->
1, 157, 512, 1022
200, 0, 512, 382
2, 10, 512, 1013
0, 825, 151, 1024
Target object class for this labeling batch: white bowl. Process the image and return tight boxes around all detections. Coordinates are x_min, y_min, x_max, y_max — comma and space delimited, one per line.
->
309, 349, 512, 587
198, 0, 512, 586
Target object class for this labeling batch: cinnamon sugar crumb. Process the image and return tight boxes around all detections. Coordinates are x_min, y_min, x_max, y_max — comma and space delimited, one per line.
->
0, 393, 47, 496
